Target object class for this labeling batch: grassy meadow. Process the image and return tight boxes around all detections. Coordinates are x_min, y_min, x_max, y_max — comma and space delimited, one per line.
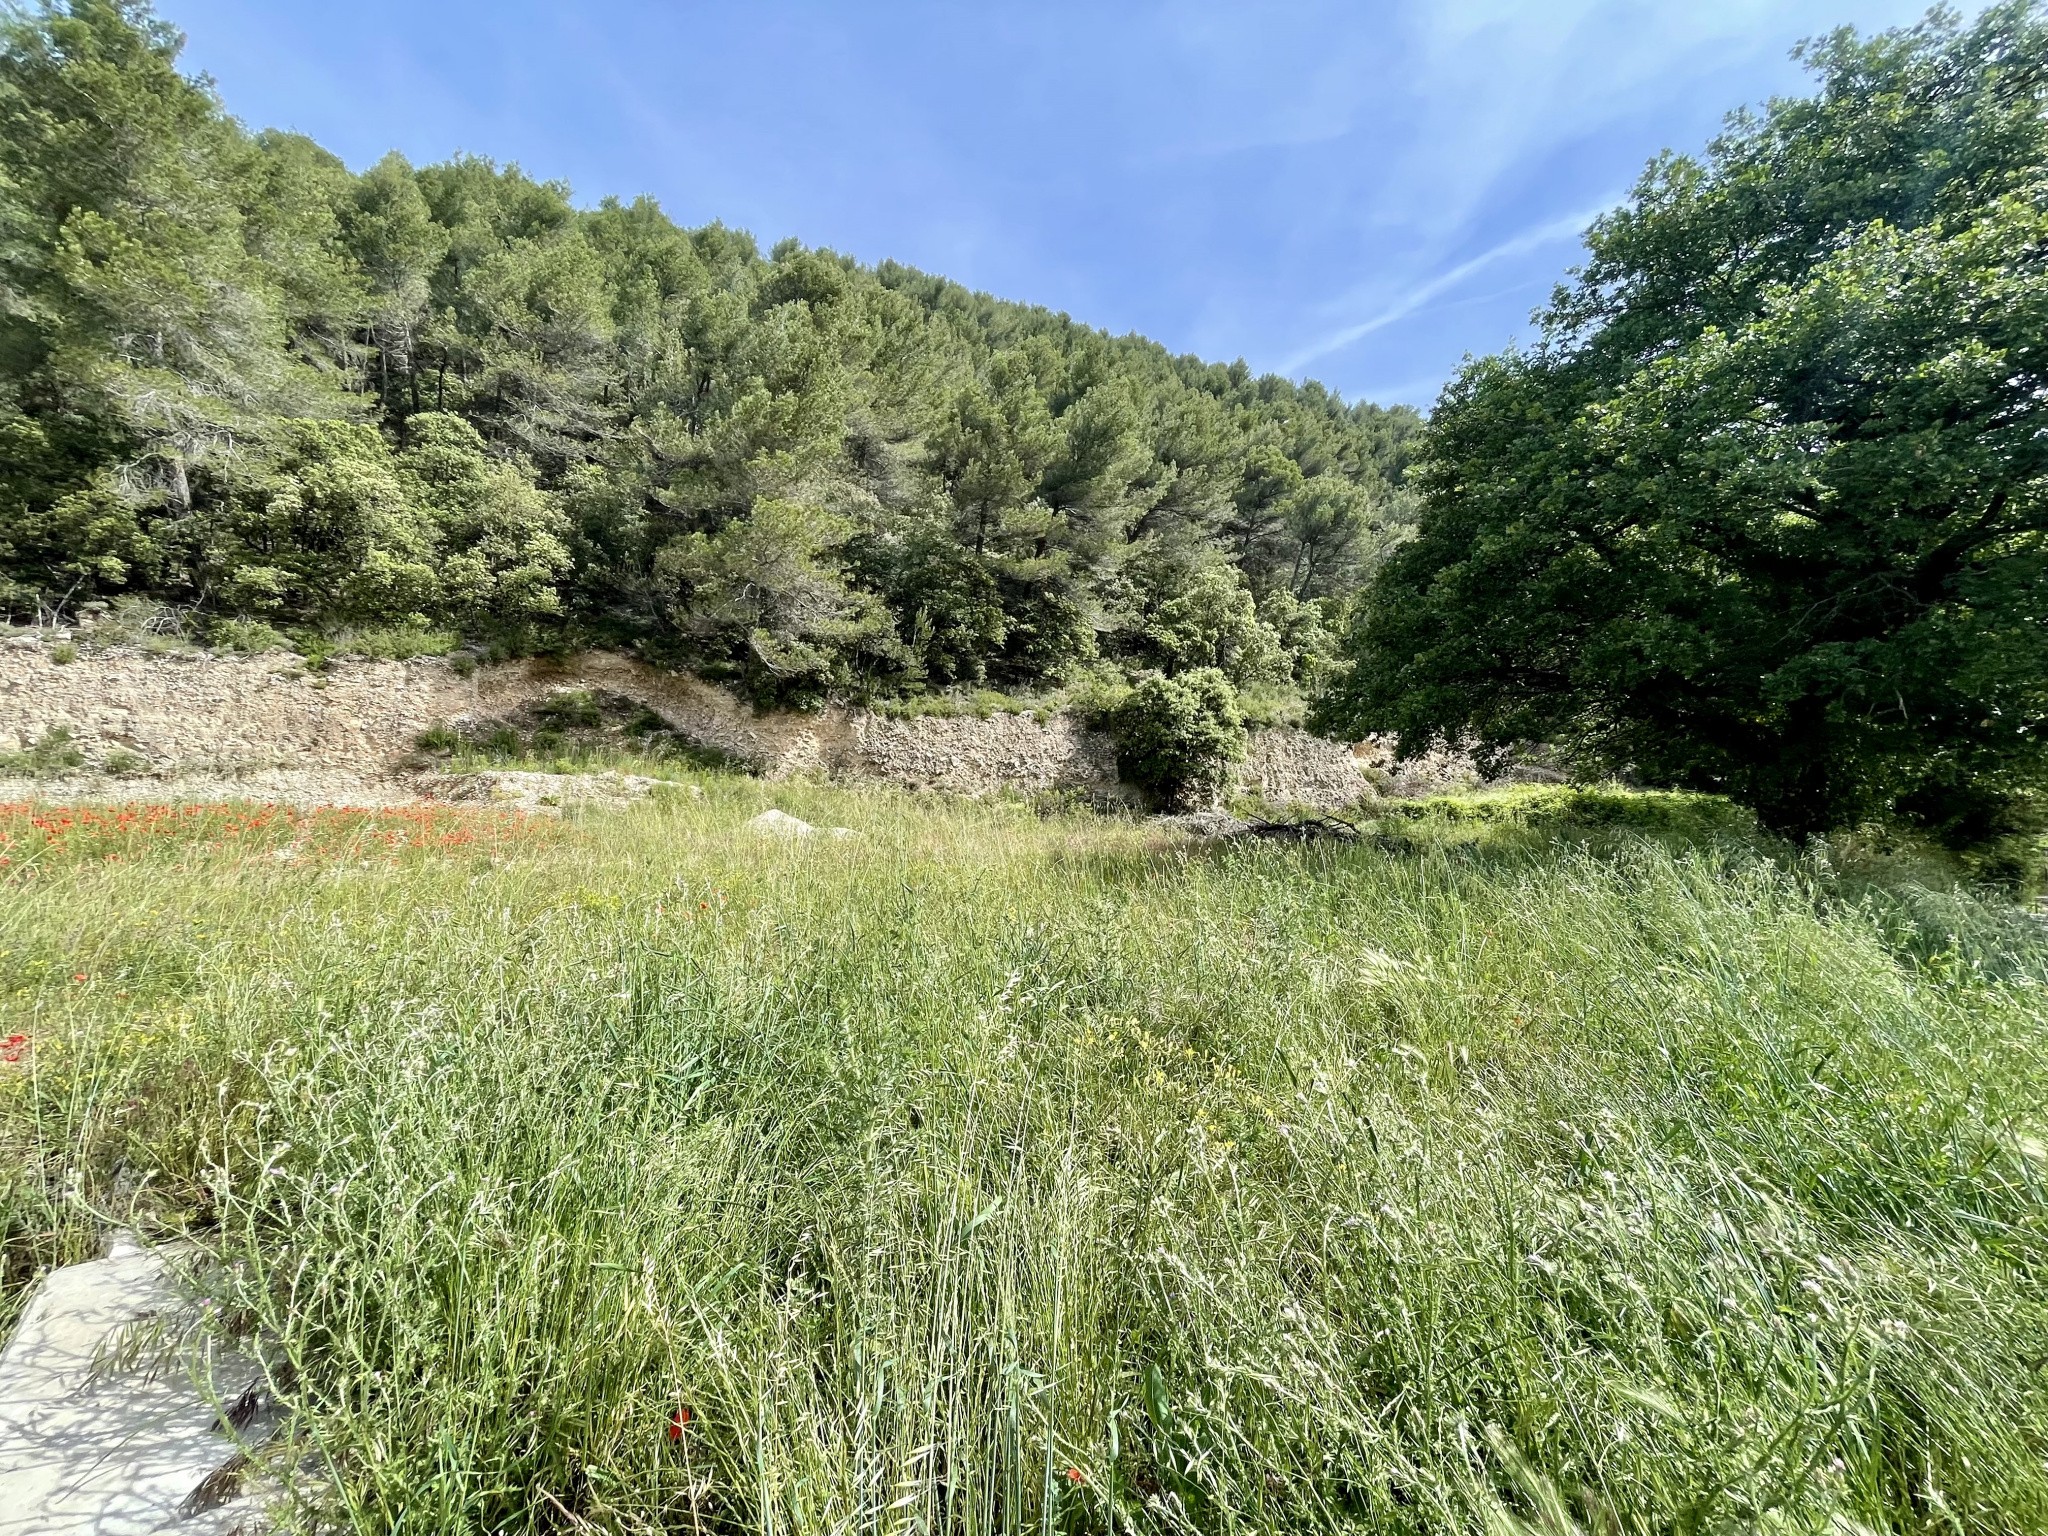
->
3, 772, 2048, 1533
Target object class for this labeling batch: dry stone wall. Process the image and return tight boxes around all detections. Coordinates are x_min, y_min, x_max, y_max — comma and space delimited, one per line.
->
0, 636, 1399, 809
0, 639, 459, 777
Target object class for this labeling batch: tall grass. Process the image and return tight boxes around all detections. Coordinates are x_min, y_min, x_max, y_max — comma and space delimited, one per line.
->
3, 776, 2046, 1532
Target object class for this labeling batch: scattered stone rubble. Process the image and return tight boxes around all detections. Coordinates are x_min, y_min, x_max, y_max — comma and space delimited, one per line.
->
420, 769, 689, 815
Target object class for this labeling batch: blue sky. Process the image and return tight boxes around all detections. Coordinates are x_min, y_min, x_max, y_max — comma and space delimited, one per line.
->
163, 1, 1967, 410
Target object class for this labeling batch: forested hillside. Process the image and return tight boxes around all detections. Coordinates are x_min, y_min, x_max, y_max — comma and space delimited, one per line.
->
0, 1, 1419, 708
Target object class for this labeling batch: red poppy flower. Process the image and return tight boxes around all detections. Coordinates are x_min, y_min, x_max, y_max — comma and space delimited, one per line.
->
1065, 1467, 1085, 1486
71, 972, 87, 983
1, 1034, 27, 1063
668, 1406, 692, 1441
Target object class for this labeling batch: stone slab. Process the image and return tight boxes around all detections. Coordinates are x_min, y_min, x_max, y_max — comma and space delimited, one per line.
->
0, 1238, 265, 1535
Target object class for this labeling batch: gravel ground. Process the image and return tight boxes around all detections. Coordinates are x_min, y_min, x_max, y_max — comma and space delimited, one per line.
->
0, 767, 694, 813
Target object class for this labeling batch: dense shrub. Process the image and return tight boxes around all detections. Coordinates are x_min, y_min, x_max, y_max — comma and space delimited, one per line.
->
204, 617, 292, 654
1104, 667, 1247, 808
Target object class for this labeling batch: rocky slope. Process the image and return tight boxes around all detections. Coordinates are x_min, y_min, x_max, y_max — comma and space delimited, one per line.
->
0, 631, 1496, 809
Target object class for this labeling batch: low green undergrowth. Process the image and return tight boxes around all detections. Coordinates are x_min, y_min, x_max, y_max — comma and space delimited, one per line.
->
2, 777, 2046, 1533
414, 690, 744, 778
0, 726, 85, 777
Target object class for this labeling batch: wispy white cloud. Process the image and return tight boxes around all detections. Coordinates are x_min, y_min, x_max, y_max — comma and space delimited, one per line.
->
1377, 0, 1839, 241
1279, 200, 1612, 375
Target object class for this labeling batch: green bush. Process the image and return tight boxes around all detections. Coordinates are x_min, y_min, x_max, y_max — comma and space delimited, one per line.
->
623, 706, 669, 737
534, 689, 604, 731
334, 623, 460, 662
0, 726, 84, 775
85, 597, 182, 649
415, 724, 461, 755
1380, 784, 1754, 836
206, 617, 292, 655
1234, 684, 1305, 729
1105, 668, 1247, 808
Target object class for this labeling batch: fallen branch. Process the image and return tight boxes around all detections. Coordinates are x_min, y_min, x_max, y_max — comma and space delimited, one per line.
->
1239, 814, 1364, 843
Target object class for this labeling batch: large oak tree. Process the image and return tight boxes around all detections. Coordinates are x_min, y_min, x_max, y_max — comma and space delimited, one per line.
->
1318, 4, 2048, 857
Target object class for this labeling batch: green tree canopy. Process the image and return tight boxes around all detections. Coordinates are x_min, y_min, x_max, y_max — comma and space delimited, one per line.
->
0, 0, 1420, 710
1317, 3, 2048, 856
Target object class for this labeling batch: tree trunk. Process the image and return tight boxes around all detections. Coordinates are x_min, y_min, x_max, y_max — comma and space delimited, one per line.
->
165, 455, 191, 516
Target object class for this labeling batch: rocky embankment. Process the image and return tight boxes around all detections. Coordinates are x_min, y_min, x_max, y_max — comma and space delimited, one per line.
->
0, 631, 1495, 809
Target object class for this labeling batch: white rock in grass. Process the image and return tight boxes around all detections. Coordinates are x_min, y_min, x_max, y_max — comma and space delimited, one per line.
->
745, 808, 854, 839
0, 1236, 273, 1534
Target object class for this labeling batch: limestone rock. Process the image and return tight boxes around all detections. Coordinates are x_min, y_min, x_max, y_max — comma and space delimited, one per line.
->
0, 1236, 273, 1534
746, 808, 854, 839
